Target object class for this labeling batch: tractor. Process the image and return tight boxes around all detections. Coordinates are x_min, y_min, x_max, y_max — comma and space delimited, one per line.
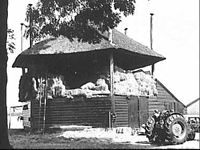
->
144, 109, 196, 145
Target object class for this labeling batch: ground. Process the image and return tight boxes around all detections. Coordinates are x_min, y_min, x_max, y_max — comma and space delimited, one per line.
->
8, 127, 200, 149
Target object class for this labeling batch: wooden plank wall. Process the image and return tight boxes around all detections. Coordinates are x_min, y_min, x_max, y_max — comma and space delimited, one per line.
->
31, 96, 111, 130
148, 81, 185, 116
30, 89, 186, 130
31, 100, 43, 130
148, 96, 165, 116
114, 95, 129, 127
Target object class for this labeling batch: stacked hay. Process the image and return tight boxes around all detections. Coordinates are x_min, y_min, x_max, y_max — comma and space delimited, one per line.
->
63, 78, 110, 99
114, 71, 139, 96
114, 71, 157, 96
79, 78, 110, 98
134, 71, 158, 96
43, 69, 157, 99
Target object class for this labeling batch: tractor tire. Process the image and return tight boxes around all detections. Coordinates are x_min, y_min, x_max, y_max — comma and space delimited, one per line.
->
145, 116, 156, 143
165, 113, 188, 144
187, 129, 195, 141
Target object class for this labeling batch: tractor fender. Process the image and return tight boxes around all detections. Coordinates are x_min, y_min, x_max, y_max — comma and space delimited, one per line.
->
170, 112, 184, 118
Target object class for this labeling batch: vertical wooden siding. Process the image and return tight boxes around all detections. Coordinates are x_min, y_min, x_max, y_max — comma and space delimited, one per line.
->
114, 95, 149, 128
127, 96, 149, 128
114, 95, 129, 127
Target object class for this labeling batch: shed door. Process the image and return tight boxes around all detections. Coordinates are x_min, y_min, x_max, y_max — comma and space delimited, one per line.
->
128, 96, 149, 128
139, 97, 149, 126
128, 96, 139, 128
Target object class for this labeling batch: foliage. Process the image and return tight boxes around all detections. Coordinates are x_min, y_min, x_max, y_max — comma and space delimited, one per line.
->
25, 0, 136, 43
7, 29, 15, 53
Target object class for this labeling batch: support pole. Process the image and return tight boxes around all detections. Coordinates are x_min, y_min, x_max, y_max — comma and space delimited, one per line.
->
150, 13, 155, 75
8, 107, 11, 130
110, 51, 114, 99
110, 50, 115, 128
108, 111, 111, 128
38, 77, 42, 131
42, 75, 48, 133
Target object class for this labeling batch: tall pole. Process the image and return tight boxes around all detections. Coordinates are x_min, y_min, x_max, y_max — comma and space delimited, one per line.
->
28, 4, 33, 48
20, 23, 23, 51
150, 13, 155, 75
20, 23, 26, 74
108, 28, 115, 128
110, 50, 115, 128
150, 13, 154, 50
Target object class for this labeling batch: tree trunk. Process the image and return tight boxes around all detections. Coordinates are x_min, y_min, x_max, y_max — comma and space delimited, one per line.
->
0, 0, 12, 149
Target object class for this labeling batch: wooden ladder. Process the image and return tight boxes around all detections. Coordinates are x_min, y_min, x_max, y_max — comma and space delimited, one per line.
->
38, 75, 48, 133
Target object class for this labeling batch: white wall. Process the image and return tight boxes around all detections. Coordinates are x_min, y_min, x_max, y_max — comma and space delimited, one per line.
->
187, 100, 199, 115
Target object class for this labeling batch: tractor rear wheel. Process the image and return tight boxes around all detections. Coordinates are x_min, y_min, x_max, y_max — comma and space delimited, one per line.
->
165, 114, 188, 144
145, 116, 156, 143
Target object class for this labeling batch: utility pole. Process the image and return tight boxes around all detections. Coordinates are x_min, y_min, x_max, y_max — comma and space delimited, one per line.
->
28, 4, 33, 48
150, 13, 155, 75
20, 23, 23, 51
20, 23, 28, 74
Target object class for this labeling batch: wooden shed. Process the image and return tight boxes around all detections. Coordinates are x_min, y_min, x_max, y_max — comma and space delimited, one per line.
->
13, 29, 166, 131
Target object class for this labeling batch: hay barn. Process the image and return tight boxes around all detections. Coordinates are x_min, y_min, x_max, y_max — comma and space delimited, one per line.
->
12, 29, 184, 131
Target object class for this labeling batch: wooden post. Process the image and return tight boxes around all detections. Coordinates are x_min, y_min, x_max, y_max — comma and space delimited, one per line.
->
8, 107, 11, 130
108, 111, 111, 128
22, 68, 25, 75
42, 74, 48, 133
110, 50, 115, 128
110, 51, 114, 98
138, 97, 140, 128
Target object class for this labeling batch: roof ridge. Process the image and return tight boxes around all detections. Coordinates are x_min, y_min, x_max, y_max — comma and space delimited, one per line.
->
186, 98, 200, 107
155, 78, 186, 107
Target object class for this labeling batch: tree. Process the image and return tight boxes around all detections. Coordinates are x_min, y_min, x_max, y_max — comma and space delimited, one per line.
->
25, 0, 136, 44
7, 29, 16, 53
0, 0, 12, 149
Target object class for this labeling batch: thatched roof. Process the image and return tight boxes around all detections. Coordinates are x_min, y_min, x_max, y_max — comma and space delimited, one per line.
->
12, 29, 165, 70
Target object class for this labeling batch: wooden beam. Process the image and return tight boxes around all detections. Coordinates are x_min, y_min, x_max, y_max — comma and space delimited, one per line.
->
22, 68, 25, 75
110, 51, 114, 97
110, 51, 114, 105
110, 50, 115, 127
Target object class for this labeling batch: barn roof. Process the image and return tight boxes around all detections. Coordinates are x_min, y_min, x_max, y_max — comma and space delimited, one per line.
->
156, 79, 186, 107
186, 98, 200, 108
12, 29, 165, 70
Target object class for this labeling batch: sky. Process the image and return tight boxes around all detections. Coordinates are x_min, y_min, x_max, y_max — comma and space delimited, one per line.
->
7, 0, 199, 107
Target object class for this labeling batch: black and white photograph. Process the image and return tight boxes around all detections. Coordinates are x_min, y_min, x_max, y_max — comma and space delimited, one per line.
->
0, 0, 199, 149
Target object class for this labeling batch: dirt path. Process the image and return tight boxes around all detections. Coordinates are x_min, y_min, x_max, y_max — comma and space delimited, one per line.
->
9, 128, 200, 149
60, 127, 200, 149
